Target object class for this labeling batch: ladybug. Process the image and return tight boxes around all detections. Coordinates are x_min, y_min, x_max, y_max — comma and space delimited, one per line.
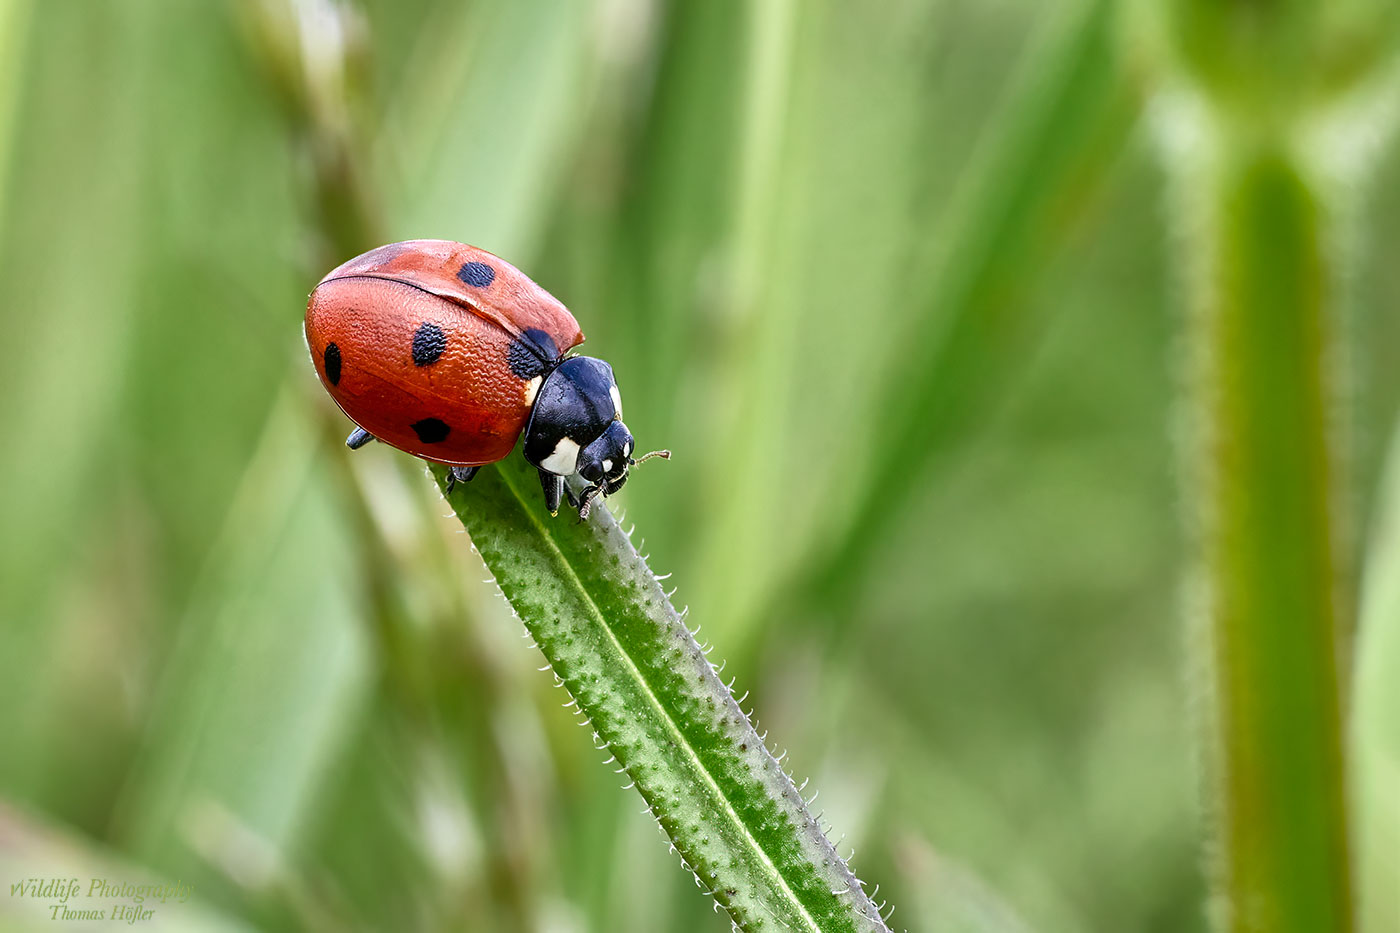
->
305, 240, 668, 518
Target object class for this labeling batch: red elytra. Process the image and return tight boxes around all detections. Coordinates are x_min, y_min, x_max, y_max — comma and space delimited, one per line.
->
304, 240, 585, 466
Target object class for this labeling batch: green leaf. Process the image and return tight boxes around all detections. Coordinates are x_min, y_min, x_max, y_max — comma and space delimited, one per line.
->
433, 455, 891, 933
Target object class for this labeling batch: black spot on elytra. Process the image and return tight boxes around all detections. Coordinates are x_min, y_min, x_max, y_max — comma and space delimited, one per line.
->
323, 343, 342, 385
508, 327, 560, 379
412, 322, 445, 366
456, 261, 495, 288
410, 418, 450, 443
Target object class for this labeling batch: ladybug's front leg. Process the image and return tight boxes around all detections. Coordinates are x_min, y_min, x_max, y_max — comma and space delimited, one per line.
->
576, 483, 608, 522
445, 465, 479, 495
538, 468, 565, 516
573, 474, 625, 521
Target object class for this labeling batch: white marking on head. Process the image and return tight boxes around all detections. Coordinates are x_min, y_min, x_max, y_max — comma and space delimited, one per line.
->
522, 374, 543, 408
540, 437, 580, 475
623, 440, 632, 457
609, 384, 623, 419
602, 459, 613, 473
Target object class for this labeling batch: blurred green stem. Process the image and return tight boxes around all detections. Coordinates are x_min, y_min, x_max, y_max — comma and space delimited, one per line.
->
1175, 139, 1352, 933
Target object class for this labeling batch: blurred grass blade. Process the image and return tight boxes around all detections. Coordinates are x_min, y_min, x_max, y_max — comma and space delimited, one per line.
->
1354, 414, 1400, 933
112, 390, 369, 908
0, 800, 255, 933
896, 837, 1036, 933
0, 0, 30, 227
0, 0, 155, 809
384, 0, 597, 259
804, 0, 1133, 602
435, 456, 891, 933
688, 0, 800, 642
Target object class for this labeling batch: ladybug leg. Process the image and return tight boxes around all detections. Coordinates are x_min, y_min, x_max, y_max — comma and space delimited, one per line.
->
575, 474, 625, 521
576, 483, 607, 522
346, 427, 375, 450
538, 468, 565, 516
445, 465, 479, 495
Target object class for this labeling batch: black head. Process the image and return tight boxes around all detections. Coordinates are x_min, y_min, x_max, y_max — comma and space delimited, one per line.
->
522, 356, 668, 516
578, 420, 634, 489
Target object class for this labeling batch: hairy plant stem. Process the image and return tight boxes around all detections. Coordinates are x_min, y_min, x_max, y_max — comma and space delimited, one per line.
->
434, 456, 892, 933
1174, 136, 1353, 933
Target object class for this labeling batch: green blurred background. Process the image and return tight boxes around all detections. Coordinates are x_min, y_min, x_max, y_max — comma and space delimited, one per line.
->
0, 1, 1395, 931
